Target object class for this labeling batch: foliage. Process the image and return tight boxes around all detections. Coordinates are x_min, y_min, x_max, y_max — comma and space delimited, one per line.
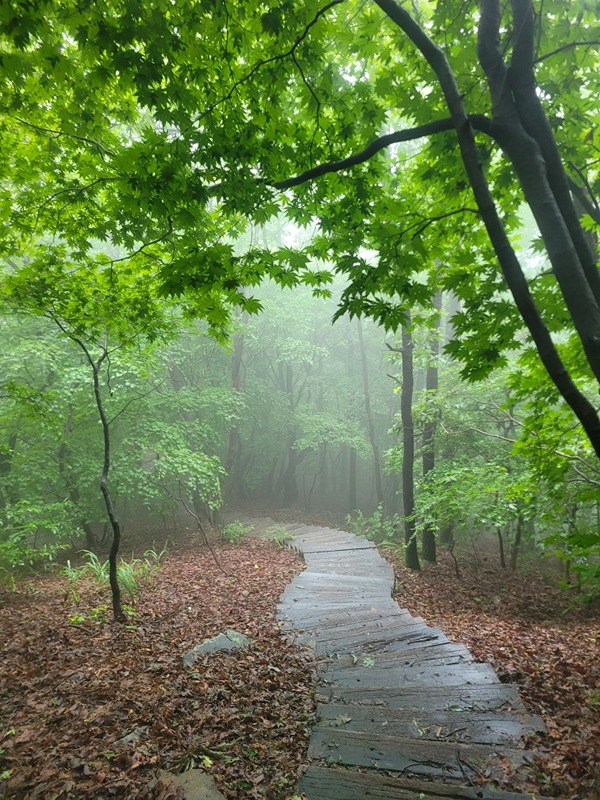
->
61, 546, 167, 605
2, 0, 599, 459
0, 499, 77, 578
263, 526, 295, 546
221, 521, 254, 544
346, 505, 403, 548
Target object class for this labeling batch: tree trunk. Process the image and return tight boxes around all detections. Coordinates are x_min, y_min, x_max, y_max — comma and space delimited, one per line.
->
374, 0, 600, 459
421, 290, 441, 563
357, 318, 384, 508
497, 527, 507, 570
510, 512, 524, 572
401, 316, 420, 570
348, 446, 357, 511
90, 350, 125, 622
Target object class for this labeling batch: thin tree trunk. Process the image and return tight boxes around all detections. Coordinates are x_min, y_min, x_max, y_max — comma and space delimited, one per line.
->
421, 291, 441, 563
401, 317, 420, 570
91, 355, 125, 621
357, 318, 384, 507
510, 512, 524, 572
497, 527, 507, 570
348, 447, 357, 511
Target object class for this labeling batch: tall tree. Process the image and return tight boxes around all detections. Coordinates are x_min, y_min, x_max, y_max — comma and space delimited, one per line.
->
1, 256, 174, 620
357, 318, 385, 509
400, 314, 420, 570
420, 291, 442, 563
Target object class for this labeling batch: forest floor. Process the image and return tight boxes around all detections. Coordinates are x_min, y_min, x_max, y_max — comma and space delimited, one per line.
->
386, 545, 600, 800
1, 518, 598, 800
0, 531, 315, 800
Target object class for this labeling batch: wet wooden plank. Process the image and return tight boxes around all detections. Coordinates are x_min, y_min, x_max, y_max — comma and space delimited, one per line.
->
308, 729, 533, 781
298, 611, 416, 635
326, 641, 473, 667
301, 620, 438, 654
298, 766, 549, 800
321, 683, 526, 713
324, 661, 499, 689
316, 704, 545, 745
286, 572, 393, 588
300, 540, 378, 553
278, 605, 407, 630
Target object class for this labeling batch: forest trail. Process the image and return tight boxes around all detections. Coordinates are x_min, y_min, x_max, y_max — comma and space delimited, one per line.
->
240, 516, 548, 800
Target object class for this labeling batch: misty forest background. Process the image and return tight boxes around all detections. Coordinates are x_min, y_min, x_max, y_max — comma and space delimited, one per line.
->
1, 215, 598, 594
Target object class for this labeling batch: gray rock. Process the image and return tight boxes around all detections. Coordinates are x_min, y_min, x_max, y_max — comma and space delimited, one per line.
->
157, 769, 227, 800
115, 725, 148, 745
182, 629, 251, 667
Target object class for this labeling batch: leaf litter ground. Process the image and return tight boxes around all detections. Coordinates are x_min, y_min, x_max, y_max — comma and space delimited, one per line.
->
0, 536, 315, 800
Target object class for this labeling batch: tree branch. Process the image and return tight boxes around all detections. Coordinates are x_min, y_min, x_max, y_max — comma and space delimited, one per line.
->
273, 118, 458, 189
193, 0, 346, 126
534, 40, 600, 64
10, 116, 116, 158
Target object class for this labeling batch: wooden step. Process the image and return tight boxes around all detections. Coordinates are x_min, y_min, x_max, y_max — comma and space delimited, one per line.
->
315, 704, 544, 745
320, 683, 526, 713
307, 728, 535, 782
297, 766, 549, 800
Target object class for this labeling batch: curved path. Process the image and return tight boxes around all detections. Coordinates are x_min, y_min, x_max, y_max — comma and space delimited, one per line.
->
243, 517, 547, 800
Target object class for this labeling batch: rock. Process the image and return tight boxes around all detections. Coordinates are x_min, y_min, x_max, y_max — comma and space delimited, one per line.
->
115, 725, 148, 745
182, 629, 252, 667
157, 769, 227, 800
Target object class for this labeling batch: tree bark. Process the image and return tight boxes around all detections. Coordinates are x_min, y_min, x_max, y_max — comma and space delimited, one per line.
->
401, 316, 420, 570
357, 318, 385, 508
370, 0, 600, 459
421, 291, 441, 563
90, 352, 125, 622
348, 446, 357, 511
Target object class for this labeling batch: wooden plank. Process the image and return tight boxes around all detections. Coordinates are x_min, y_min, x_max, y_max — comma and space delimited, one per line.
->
326, 641, 473, 667
300, 541, 378, 553
288, 572, 393, 587
282, 590, 391, 605
321, 684, 526, 713
300, 620, 435, 652
324, 661, 499, 689
307, 729, 532, 780
303, 613, 427, 636
297, 766, 550, 800
303, 620, 441, 645
316, 704, 545, 745
296, 611, 416, 635
278, 606, 407, 630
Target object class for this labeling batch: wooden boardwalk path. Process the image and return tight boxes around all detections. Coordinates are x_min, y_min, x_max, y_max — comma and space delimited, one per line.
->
242, 517, 547, 800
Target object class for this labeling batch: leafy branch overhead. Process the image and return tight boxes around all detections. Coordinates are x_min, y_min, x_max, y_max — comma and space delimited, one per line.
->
2, 0, 599, 463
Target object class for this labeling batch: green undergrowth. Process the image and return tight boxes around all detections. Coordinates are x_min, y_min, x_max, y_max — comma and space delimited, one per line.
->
61, 546, 168, 611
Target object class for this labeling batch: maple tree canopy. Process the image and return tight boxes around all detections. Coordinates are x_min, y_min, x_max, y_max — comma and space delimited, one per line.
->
1, 0, 599, 454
